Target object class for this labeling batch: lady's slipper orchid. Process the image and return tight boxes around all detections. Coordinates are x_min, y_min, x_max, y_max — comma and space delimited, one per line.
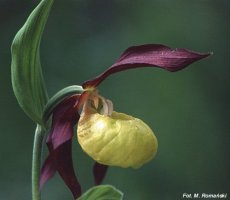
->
77, 92, 158, 169
40, 44, 210, 198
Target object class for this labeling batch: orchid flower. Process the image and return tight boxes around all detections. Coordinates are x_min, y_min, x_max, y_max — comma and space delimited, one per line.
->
10, 1, 211, 199
39, 44, 210, 199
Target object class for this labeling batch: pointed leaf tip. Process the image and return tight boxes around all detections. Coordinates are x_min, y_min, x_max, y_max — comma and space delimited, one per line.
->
83, 44, 211, 88
77, 185, 123, 200
11, 0, 54, 125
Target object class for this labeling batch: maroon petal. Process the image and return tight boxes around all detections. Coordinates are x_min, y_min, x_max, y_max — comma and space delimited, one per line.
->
40, 95, 82, 198
46, 95, 80, 149
56, 140, 82, 198
93, 162, 108, 185
82, 44, 211, 88
40, 141, 82, 198
40, 149, 56, 189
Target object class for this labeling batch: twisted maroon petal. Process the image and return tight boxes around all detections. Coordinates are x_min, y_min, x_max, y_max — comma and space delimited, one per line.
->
93, 162, 108, 185
46, 95, 80, 149
40, 149, 56, 189
40, 95, 82, 199
82, 44, 211, 88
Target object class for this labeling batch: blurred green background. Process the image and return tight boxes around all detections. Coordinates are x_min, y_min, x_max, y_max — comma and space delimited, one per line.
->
1, 0, 229, 199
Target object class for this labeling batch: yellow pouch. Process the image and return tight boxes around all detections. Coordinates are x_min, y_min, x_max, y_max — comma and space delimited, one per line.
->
77, 96, 158, 168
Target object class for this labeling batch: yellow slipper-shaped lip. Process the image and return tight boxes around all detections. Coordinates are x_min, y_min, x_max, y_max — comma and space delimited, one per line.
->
77, 102, 158, 168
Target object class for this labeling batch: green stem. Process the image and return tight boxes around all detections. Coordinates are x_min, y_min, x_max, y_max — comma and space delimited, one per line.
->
32, 124, 45, 200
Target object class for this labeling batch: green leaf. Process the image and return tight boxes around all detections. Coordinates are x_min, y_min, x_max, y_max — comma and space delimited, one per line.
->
11, 0, 54, 126
43, 85, 84, 123
77, 185, 123, 200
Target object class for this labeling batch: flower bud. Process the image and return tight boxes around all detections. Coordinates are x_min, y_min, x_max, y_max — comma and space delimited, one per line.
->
77, 98, 158, 168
